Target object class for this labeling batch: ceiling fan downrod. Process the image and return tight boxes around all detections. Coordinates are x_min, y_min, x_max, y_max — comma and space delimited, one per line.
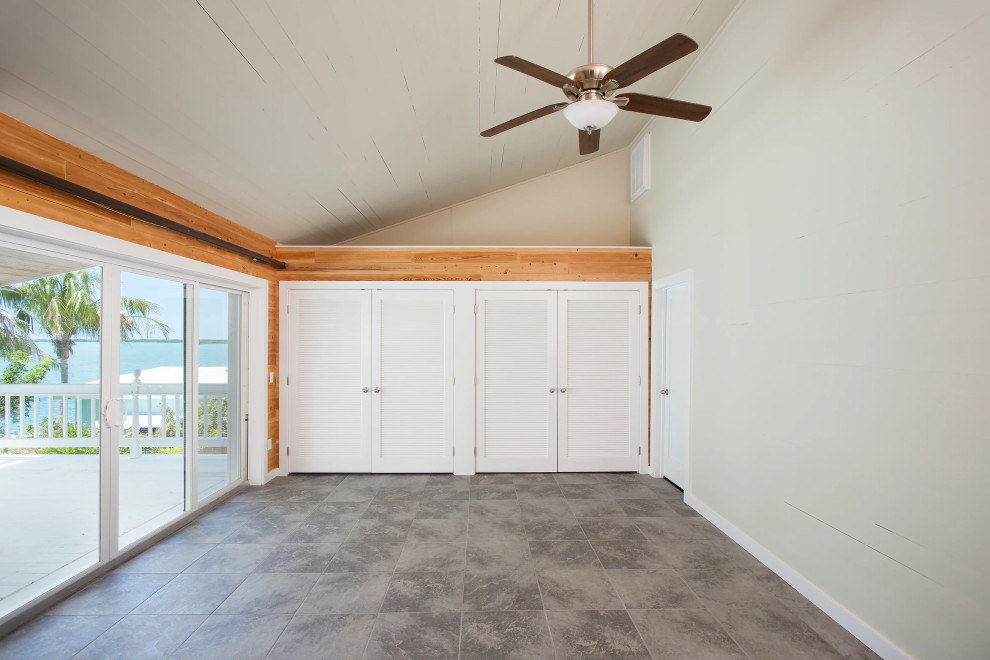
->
588, 0, 594, 65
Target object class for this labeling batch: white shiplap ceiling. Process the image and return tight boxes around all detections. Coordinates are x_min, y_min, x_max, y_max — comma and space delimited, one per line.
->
0, 0, 738, 245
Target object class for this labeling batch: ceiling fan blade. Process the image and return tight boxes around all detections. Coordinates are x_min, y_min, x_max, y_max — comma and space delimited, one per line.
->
495, 56, 575, 89
605, 34, 699, 89
620, 93, 711, 122
481, 103, 567, 137
578, 129, 601, 155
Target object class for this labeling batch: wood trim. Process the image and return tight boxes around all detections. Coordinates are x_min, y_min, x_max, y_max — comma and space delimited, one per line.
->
277, 246, 652, 282
0, 114, 276, 259
0, 155, 284, 267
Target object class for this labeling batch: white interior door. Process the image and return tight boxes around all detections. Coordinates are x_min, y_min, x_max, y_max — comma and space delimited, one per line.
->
288, 290, 371, 472
371, 290, 453, 473
558, 291, 640, 472
476, 291, 557, 472
661, 283, 691, 488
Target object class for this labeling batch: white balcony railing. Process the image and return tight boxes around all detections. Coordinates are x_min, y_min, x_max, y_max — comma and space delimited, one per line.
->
0, 382, 233, 452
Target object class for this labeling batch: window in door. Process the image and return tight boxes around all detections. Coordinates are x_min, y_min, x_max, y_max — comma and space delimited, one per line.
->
0, 249, 103, 618
117, 271, 187, 550
198, 287, 243, 500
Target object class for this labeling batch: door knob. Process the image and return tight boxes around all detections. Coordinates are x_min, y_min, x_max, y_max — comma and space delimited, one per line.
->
559, 387, 566, 393
374, 387, 381, 393
660, 389, 669, 395
362, 387, 369, 393
549, 388, 555, 393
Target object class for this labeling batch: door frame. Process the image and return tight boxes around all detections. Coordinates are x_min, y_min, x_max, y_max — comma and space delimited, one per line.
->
650, 270, 693, 487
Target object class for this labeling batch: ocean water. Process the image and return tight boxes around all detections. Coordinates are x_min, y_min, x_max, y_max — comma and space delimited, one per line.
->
1, 340, 231, 384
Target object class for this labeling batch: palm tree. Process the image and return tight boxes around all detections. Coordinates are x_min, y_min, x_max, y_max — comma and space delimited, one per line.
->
1, 269, 170, 383
0, 294, 37, 359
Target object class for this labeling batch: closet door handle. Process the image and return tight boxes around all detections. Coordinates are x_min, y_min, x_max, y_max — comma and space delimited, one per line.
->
374, 387, 381, 394
559, 387, 566, 393
362, 387, 369, 393
549, 388, 555, 393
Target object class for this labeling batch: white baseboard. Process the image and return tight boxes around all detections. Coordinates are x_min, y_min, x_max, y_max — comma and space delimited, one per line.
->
265, 466, 288, 482
684, 493, 911, 660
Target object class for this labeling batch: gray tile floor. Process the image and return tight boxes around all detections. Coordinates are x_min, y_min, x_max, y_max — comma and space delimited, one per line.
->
0, 473, 880, 659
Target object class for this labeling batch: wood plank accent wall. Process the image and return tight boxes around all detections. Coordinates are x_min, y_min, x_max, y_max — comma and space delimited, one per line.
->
276, 246, 652, 282
0, 112, 283, 471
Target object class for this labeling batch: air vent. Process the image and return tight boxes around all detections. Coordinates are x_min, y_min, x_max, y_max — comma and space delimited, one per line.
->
630, 133, 651, 202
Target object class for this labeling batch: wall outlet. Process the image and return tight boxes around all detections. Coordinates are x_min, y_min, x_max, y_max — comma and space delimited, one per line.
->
267, 438, 272, 450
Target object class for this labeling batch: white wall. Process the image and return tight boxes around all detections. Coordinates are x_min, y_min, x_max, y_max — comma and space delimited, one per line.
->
631, 1, 990, 658
341, 149, 631, 246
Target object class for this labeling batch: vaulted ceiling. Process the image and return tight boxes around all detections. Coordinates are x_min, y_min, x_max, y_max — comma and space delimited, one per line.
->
0, 0, 737, 244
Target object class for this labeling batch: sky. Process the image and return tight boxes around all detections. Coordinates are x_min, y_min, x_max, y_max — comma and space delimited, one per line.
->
121, 271, 235, 341
9, 261, 237, 342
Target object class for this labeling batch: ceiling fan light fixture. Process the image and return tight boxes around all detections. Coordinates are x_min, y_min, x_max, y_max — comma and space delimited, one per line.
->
563, 98, 619, 131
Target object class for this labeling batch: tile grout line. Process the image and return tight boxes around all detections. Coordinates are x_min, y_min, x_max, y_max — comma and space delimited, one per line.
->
63, 565, 184, 658
340, 482, 388, 660
623, 609, 659, 660
457, 557, 465, 660
231, 486, 325, 659
669, 557, 755, 660
263, 530, 324, 658
369, 480, 421, 658
261, 613, 295, 660
169, 565, 251, 658
167, 500, 268, 658
581, 475, 655, 658
533, 551, 560, 660
455, 493, 472, 660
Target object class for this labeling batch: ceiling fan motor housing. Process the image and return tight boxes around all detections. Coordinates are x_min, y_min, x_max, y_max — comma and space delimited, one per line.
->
565, 63, 614, 101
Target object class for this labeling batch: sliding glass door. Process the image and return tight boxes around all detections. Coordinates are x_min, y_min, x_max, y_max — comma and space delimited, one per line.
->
197, 287, 243, 501
0, 248, 103, 617
117, 271, 188, 550
0, 241, 250, 623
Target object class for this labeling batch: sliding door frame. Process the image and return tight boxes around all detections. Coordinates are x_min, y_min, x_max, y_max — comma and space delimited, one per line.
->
100, 267, 120, 566
0, 205, 267, 483
0, 204, 268, 634
112, 267, 194, 553
193, 282, 250, 501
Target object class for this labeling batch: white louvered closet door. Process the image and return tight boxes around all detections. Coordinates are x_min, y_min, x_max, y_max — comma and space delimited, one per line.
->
288, 290, 372, 473
557, 291, 640, 472
476, 291, 557, 472
371, 290, 454, 473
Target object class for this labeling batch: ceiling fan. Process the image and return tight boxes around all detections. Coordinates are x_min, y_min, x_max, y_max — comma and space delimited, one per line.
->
480, 0, 712, 155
